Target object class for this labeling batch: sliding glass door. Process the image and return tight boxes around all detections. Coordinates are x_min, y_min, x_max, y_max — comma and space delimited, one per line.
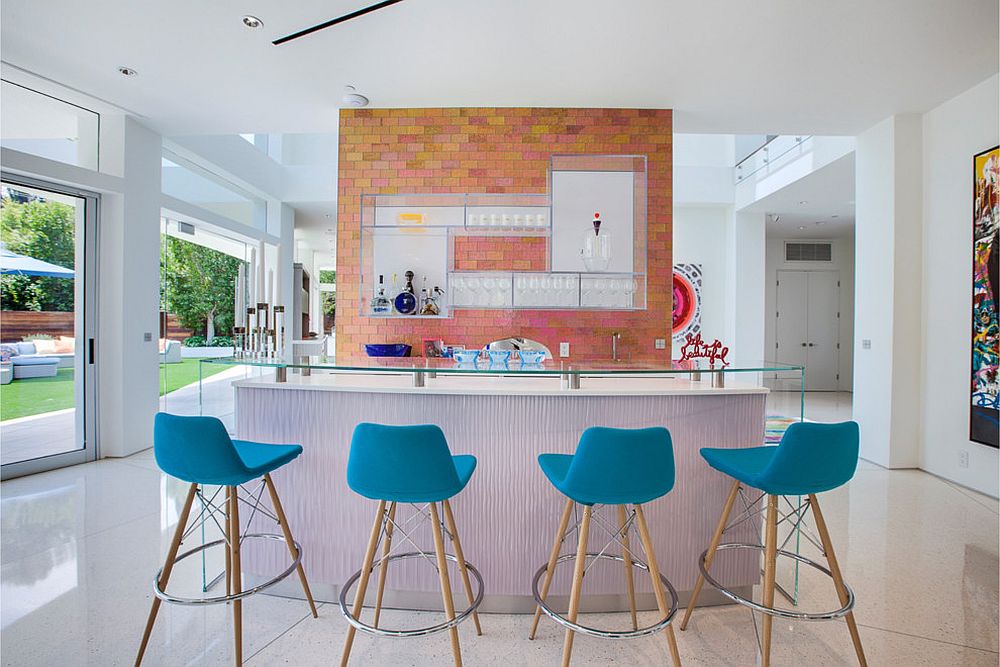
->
0, 176, 98, 478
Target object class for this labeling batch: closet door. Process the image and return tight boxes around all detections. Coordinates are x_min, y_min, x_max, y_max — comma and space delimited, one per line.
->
805, 272, 840, 390
775, 271, 809, 370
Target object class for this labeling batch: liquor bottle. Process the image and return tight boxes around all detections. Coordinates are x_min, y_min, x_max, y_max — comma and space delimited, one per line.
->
394, 270, 418, 315
371, 274, 391, 314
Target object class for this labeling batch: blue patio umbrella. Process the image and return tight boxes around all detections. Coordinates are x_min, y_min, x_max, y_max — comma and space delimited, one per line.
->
0, 248, 74, 278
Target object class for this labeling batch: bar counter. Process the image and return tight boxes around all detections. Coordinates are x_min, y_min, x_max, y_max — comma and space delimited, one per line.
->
219, 360, 799, 613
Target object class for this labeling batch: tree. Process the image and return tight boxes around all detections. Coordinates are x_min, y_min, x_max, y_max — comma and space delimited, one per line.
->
0, 194, 76, 312
161, 235, 241, 342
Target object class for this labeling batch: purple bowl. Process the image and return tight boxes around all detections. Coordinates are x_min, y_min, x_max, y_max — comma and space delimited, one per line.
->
364, 343, 411, 357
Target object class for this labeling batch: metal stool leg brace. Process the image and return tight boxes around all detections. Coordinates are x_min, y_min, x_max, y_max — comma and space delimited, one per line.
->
680, 481, 867, 667
135, 477, 317, 666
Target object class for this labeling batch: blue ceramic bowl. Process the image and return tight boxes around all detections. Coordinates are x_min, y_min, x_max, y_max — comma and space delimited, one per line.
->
364, 343, 411, 357
518, 350, 546, 365
487, 349, 512, 364
453, 349, 481, 364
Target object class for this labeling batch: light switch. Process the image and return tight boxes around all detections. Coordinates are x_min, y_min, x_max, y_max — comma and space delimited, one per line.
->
143, 332, 153, 342
559, 342, 570, 357
861, 339, 871, 350
655, 338, 666, 350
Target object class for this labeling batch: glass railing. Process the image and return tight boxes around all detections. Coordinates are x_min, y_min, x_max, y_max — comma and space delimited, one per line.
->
734, 135, 813, 183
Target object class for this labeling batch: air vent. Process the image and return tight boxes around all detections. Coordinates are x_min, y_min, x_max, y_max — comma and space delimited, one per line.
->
177, 221, 196, 235
785, 241, 832, 262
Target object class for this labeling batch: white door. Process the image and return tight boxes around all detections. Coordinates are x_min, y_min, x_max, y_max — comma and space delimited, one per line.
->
805, 272, 840, 390
775, 270, 840, 391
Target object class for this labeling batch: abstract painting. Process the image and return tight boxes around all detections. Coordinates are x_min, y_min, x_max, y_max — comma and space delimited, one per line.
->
971, 146, 999, 447
672, 263, 702, 347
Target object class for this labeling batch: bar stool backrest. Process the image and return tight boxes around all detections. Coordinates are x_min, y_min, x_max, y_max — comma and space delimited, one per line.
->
347, 423, 461, 502
154, 412, 249, 485
759, 421, 860, 495
565, 426, 675, 505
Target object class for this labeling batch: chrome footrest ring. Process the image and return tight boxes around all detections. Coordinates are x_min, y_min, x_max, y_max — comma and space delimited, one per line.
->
154, 533, 302, 605
531, 552, 679, 639
338, 552, 484, 638
698, 542, 856, 621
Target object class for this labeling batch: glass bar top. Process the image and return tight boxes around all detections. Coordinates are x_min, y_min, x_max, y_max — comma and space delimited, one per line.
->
202, 355, 802, 376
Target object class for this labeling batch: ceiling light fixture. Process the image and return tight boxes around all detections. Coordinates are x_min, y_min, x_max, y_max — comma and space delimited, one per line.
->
798, 225, 806, 230
831, 214, 840, 219
798, 200, 808, 205
242, 15, 264, 29
343, 92, 369, 107
117, 66, 138, 77
815, 221, 827, 226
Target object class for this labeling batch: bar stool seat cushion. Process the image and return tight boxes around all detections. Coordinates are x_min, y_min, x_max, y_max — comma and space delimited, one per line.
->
701, 421, 860, 496
232, 440, 304, 480
538, 426, 675, 506
347, 423, 476, 503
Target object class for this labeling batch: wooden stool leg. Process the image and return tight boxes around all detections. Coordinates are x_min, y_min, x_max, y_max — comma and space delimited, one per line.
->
264, 473, 318, 618
443, 499, 482, 635
617, 505, 638, 631
680, 480, 740, 630
761, 494, 778, 667
634, 505, 682, 667
135, 483, 199, 667
430, 502, 463, 667
561, 504, 592, 667
372, 502, 397, 628
530, 498, 575, 639
341, 500, 387, 667
230, 486, 243, 666
809, 494, 868, 667
225, 486, 232, 597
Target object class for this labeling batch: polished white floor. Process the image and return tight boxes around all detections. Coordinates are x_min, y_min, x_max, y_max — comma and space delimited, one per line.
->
1, 393, 997, 665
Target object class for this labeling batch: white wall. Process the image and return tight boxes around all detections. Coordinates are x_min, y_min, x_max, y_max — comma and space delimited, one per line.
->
920, 74, 999, 496
672, 206, 730, 351
764, 236, 855, 389
854, 115, 924, 469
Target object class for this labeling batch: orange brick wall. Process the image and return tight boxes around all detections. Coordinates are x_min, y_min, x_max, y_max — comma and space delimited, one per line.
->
452, 236, 547, 272
336, 107, 672, 362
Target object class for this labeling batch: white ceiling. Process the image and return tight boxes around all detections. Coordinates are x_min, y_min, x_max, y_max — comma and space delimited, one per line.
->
2, 0, 997, 136
748, 153, 856, 240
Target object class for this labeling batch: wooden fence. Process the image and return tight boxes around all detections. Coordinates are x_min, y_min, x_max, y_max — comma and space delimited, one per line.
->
0, 311, 193, 342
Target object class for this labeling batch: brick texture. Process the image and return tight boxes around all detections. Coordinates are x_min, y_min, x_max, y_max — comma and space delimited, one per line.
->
336, 107, 672, 362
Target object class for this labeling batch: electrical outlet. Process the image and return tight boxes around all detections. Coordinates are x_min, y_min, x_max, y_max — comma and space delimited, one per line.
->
861, 339, 871, 350
143, 332, 153, 342
559, 342, 570, 358
655, 338, 666, 350
959, 450, 969, 468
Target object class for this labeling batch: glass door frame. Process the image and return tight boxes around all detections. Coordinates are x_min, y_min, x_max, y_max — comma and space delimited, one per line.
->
1, 172, 99, 479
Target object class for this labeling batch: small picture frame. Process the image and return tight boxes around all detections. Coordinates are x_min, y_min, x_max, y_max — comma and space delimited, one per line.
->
422, 338, 445, 358
443, 344, 465, 358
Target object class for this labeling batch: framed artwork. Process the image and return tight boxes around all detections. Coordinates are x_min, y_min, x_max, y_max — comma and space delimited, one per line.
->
971, 146, 998, 447
672, 263, 703, 347
422, 338, 444, 358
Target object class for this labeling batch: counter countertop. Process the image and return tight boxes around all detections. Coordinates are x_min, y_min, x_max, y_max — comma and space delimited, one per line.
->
232, 372, 769, 396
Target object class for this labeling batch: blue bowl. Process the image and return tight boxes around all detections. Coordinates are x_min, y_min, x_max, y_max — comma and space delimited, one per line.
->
365, 343, 411, 358
453, 349, 481, 364
518, 350, 546, 365
487, 349, 512, 364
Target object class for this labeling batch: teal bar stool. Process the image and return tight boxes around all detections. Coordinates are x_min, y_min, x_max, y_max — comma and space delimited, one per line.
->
135, 413, 318, 666
339, 423, 483, 667
680, 421, 867, 667
530, 426, 682, 667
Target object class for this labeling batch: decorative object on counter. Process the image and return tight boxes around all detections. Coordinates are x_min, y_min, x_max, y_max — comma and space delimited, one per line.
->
518, 350, 546, 365
420, 285, 444, 315
581, 211, 612, 272
678, 332, 729, 366
452, 349, 481, 364
422, 338, 445, 358
486, 349, 511, 365
394, 270, 418, 315
364, 343, 412, 357
487, 337, 552, 360
371, 274, 392, 314
672, 264, 703, 348
442, 344, 464, 358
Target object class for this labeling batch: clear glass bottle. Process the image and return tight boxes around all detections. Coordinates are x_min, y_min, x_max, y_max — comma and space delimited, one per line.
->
371, 274, 391, 314
581, 212, 612, 272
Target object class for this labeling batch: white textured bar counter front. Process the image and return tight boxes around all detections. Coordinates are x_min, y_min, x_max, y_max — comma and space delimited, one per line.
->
235, 372, 764, 612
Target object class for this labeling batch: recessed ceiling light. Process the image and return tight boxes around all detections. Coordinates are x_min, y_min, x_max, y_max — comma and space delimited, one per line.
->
798, 200, 808, 205
117, 66, 138, 77
343, 92, 369, 108
831, 215, 839, 219
242, 15, 264, 29
815, 221, 827, 226
798, 225, 806, 230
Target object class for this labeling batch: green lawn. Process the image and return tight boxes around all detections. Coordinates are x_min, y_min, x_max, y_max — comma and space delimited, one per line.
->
0, 359, 230, 421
